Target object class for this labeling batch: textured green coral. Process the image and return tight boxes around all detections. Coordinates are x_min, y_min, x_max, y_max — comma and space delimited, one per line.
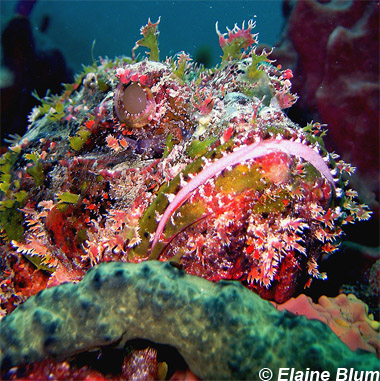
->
0, 261, 378, 378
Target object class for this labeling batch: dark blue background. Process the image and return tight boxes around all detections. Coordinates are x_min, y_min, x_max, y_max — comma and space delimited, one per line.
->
1, 0, 283, 71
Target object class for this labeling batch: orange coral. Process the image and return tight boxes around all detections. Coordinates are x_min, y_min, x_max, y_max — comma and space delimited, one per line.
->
275, 293, 380, 356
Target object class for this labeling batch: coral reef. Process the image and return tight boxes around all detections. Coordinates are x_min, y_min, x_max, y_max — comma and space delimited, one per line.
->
0, 17, 376, 377
4, 345, 174, 380
1, 261, 378, 379
276, 293, 380, 356
369, 259, 380, 296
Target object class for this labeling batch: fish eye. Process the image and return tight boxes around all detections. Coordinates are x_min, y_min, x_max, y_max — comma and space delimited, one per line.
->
123, 83, 147, 114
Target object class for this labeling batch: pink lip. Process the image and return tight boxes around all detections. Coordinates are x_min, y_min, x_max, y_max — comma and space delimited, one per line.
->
151, 138, 334, 252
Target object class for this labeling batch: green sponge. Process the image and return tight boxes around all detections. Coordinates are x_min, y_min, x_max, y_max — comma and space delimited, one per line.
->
0, 261, 378, 379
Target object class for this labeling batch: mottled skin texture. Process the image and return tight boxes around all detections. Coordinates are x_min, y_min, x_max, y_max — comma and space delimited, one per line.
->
1, 43, 369, 306
151, 138, 334, 252
0, 261, 378, 379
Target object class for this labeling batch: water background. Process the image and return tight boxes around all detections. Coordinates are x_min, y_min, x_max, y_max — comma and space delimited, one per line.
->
1, 0, 284, 72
